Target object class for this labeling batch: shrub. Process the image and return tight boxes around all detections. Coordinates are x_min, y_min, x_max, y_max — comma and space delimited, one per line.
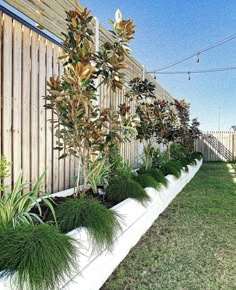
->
170, 143, 185, 160
152, 148, 169, 169
138, 168, 168, 186
106, 176, 149, 203
0, 224, 76, 290
191, 151, 203, 161
160, 161, 182, 178
133, 174, 161, 189
55, 198, 121, 250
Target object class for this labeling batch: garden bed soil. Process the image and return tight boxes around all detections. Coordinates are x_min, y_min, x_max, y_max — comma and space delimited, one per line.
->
30, 189, 117, 223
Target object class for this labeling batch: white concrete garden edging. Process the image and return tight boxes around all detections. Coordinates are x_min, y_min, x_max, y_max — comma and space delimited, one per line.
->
0, 159, 202, 290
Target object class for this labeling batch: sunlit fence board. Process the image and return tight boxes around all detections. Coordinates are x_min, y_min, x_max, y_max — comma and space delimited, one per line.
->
12, 20, 22, 185
2, 14, 13, 190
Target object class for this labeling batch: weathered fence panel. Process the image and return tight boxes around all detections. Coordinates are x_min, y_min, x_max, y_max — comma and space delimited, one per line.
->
195, 131, 236, 161
0, 6, 172, 193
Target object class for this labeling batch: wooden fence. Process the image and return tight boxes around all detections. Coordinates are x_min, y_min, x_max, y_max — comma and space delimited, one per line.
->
0, 5, 173, 194
195, 131, 236, 161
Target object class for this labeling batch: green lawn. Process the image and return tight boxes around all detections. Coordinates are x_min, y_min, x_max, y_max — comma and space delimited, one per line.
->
102, 163, 236, 290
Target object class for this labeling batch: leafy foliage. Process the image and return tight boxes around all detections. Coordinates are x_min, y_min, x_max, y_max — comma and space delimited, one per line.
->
0, 224, 77, 290
133, 174, 161, 189
107, 145, 135, 179
55, 198, 121, 250
88, 159, 112, 194
153, 100, 178, 145
0, 155, 11, 192
151, 147, 169, 169
140, 144, 155, 171
174, 99, 201, 153
170, 143, 185, 160
106, 176, 149, 203
0, 172, 56, 230
125, 77, 156, 101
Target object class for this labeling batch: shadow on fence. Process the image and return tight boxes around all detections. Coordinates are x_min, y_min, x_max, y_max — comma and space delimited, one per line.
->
195, 132, 236, 162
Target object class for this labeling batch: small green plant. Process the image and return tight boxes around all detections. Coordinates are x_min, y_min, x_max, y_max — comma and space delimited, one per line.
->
160, 161, 182, 178
152, 148, 169, 169
106, 176, 149, 203
133, 174, 161, 189
88, 159, 112, 194
114, 160, 134, 179
55, 198, 121, 250
140, 144, 155, 171
138, 168, 168, 187
0, 171, 56, 229
170, 143, 185, 160
0, 223, 77, 290
0, 155, 11, 192
107, 146, 134, 179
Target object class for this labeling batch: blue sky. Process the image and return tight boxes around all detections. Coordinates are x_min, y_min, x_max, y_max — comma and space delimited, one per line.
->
80, 0, 236, 131
1, 0, 235, 130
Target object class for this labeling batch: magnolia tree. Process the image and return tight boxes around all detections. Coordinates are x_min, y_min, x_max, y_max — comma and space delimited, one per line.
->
45, 8, 139, 196
125, 77, 157, 144
174, 99, 201, 154
153, 100, 178, 146
125, 77, 180, 165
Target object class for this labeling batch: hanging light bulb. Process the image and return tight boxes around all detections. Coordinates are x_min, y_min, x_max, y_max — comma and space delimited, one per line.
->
196, 52, 200, 63
188, 72, 191, 80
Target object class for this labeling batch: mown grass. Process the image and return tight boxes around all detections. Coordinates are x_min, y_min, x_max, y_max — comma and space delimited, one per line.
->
102, 162, 236, 290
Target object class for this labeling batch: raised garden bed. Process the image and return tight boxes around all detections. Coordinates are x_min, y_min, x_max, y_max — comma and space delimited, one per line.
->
0, 159, 202, 290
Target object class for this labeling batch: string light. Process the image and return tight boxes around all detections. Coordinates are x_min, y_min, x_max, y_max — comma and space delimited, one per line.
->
148, 66, 236, 81
196, 52, 200, 63
149, 66, 236, 75
153, 33, 236, 72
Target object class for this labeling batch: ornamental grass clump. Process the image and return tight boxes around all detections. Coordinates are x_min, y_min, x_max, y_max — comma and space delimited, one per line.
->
0, 224, 77, 290
179, 158, 190, 172
191, 151, 203, 161
106, 176, 149, 204
55, 198, 121, 250
133, 174, 161, 189
160, 161, 182, 178
138, 168, 168, 187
